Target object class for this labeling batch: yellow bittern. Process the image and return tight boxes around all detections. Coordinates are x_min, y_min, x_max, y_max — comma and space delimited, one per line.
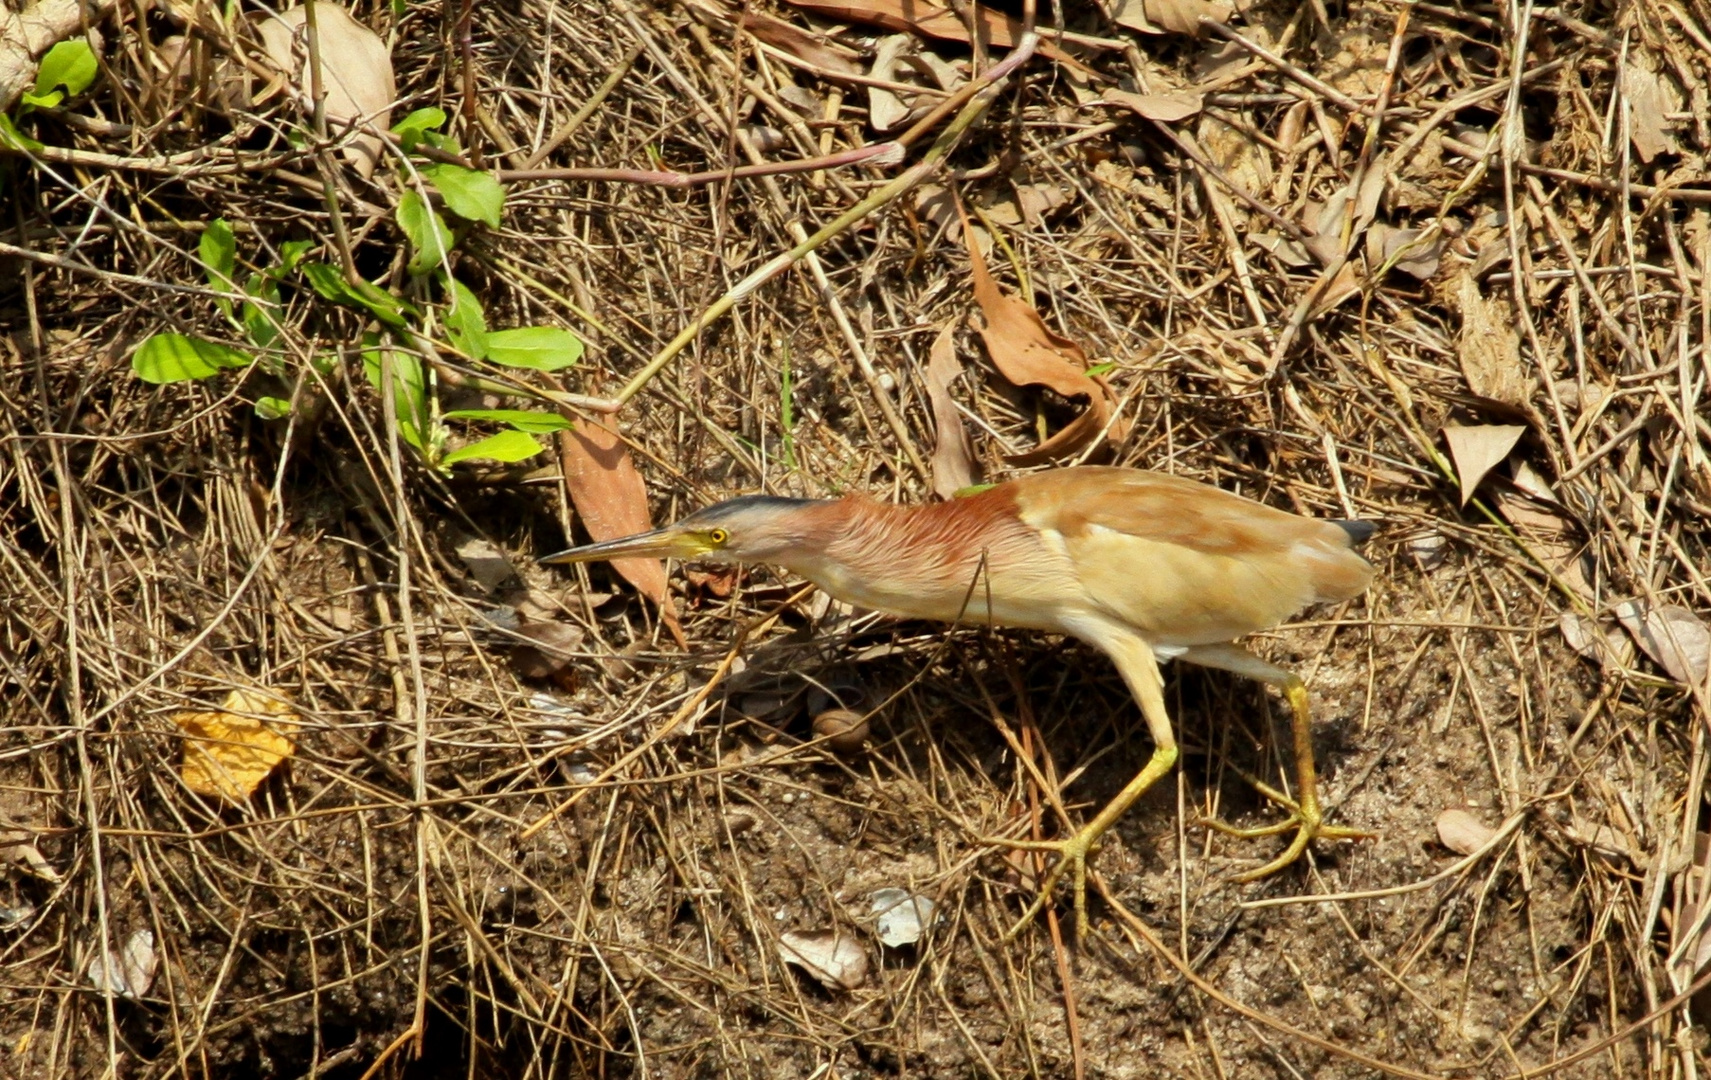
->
542, 465, 1376, 935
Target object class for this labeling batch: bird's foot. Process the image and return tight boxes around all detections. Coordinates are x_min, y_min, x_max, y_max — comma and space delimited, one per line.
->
984, 827, 1100, 942
1201, 777, 1373, 882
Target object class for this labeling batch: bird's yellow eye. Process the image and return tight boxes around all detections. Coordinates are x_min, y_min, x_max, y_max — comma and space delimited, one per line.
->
708, 528, 729, 545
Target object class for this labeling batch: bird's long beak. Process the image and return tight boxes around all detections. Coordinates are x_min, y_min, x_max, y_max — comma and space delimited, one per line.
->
539, 525, 707, 565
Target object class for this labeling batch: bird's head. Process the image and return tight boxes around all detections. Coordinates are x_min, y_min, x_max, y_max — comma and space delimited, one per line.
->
540, 495, 824, 568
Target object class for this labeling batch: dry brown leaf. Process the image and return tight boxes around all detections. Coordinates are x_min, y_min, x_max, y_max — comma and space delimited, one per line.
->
1621, 55, 1680, 163
1353, 156, 1388, 224
1456, 274, 1526, 406
1250, 231, 1313, 268
779, 929, 868, 991
556, 422, 685, 647
175, 688, 299, 804
685, 565, 740, 599
1564, 818, 1638, 863
1102, 87, 1203, 122
1175, 326, 1276, 387
1303, 162, 1386, 265
913, 183, 959, 233
1560, 612, 1636, 669
1112, 0, 1233, 34
1276, 99, 1309, 150
1528, 537, 1593, 602
1442, 424, 1524, 507
1495, 492, 1564, 536
1436, 809, 1496, 855
866, 34, 916, 132
86, 929, 158, 1001
1109, 0, 1155, 32
925, 325, 977, 498
909, 48, 965, 91
1509, 458, 1558, 504
871, 888, 936, 947
1308, 260, 1363, 318
454, 537, 515, 594
1497, 489, 1594, 599
730, 5, 861, 75
255, 3, 394, 179
510, 619, 587, 684
1614, 600, 1709, 686
1012, 182, 1070, 226
1365, 223, 1444, 280
781, 0, 1082, 64
956, 198, 1125, 464
0, 828, 61, 882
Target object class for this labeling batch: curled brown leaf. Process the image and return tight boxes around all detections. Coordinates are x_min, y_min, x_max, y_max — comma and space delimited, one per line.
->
925, 325, 977, 498
956, 198, 1125, 464
1101, 87, 1204, 122
556, 422, 686, 647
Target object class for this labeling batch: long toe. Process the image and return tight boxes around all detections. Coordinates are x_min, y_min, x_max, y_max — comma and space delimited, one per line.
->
1231, 817, 1315, 882
986, 833, 1095, 941
1222, 804, 1375, 883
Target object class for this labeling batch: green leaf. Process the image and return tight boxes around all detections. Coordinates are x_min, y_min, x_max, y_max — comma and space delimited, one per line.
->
254, 396, 292, 420
423, 164, 504, 228
131, 333, 253, 383
301, 262, 415, 328
398, 189, 454, 276
20, 88, 65, 110
243, 272, 281, 350
443, 408, 573, 433
391, 107, 447, 151
422, 129, 461, 154
0, 113, 45, 154
360, 340, 429, 450
199, 219, 237, 318
346, 278, 416, 326
34, 40, 98, 100
441, 430, 543, 467
280, 239, 314, 272
443, 276, 487, 359
483, 326, 583, 372
302, 261, 350, 301
199, 220, 235, 282
1084, 361, 1118, 377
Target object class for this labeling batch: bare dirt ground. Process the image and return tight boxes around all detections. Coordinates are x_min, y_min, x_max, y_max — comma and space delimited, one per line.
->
3, 0, 1710, 1077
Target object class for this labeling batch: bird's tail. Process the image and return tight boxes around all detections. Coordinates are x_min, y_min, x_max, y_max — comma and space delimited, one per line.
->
1330, 519, 1377, 546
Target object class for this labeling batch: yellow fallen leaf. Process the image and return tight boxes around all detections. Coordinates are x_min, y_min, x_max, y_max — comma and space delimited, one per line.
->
174, 689, 298, 803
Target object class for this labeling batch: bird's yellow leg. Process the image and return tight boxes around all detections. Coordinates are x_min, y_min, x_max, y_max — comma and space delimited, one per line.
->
1181, 645, 1373, 882
987, 627, 1177, 940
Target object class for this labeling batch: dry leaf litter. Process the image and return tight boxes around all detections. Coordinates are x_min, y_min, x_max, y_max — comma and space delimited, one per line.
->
3, 0, 1711, 1077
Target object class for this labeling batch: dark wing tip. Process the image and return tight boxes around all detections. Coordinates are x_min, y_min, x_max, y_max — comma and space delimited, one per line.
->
1330, 519, 1377, 545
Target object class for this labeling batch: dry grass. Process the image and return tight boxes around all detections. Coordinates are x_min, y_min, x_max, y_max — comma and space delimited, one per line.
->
2, 0, 1710, 1077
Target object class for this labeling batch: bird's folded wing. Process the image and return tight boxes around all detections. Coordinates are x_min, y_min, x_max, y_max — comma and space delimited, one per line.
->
1014, 468, 1372, 643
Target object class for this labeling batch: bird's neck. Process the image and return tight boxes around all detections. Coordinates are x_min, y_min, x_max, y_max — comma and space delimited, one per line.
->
769, 491, 1031, 621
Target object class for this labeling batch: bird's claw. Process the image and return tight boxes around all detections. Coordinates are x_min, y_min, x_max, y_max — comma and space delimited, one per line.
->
984, 830, 1099, 941
1200, 779, 1372, 882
